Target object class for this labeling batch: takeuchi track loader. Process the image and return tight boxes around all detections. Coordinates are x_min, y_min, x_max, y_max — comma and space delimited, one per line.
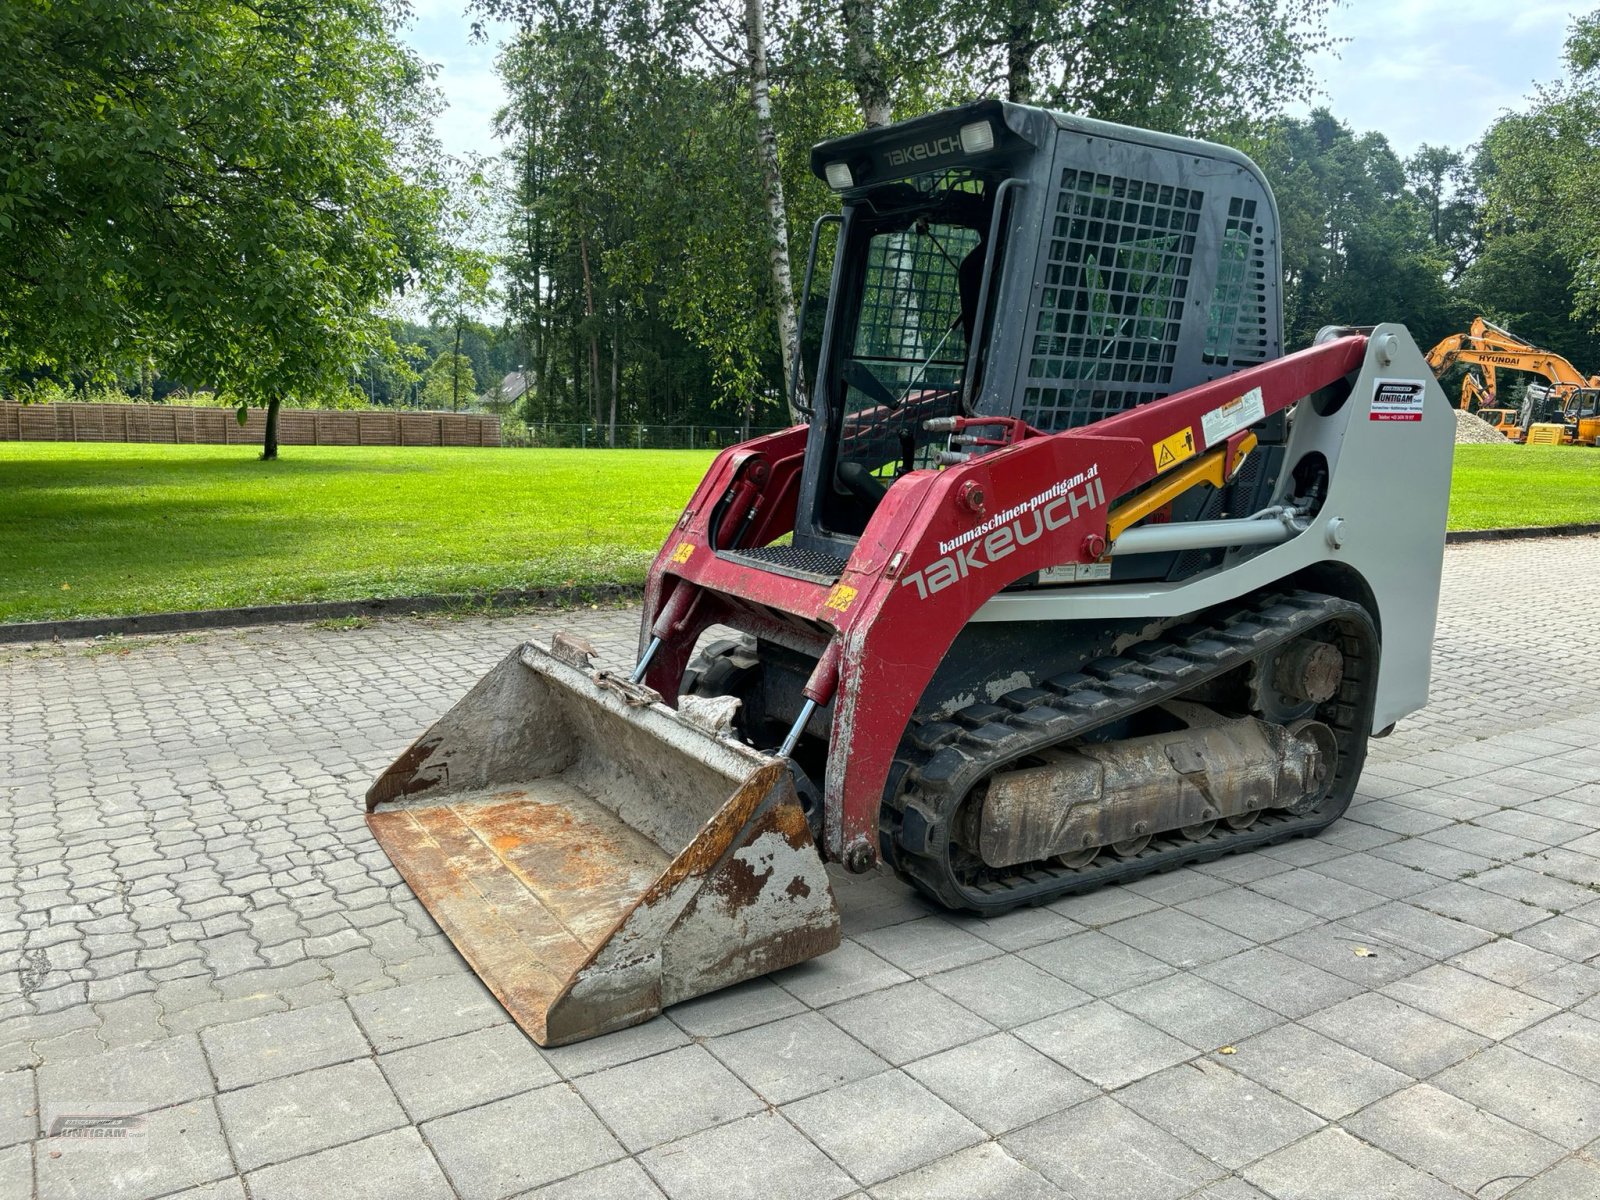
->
366, 100, 1455, 1045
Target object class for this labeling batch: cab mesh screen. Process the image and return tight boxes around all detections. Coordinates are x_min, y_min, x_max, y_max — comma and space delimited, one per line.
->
1021, 168, 1202, 431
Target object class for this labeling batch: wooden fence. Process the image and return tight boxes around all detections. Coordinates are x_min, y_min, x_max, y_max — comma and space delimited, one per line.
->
0, 402, 501, 447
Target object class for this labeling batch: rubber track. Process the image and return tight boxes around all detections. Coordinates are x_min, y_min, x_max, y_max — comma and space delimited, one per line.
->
883, 590, 1379, 914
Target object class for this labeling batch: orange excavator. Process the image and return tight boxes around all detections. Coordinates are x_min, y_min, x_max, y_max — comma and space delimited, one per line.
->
1425, 316, 1600, 444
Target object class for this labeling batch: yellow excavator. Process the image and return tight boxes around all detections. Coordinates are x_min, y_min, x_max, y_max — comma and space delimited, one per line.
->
1425, 316, 1600, 444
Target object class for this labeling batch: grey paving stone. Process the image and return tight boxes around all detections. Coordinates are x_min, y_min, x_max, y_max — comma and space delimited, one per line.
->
1120, 868, 1232, 905
378, 1023, 558, 1122
35, 1098, 234, 1200
903, 1032, 1096, 1134
38, 1034, 214, 1115
782, 1070, 984, 1187
1526, 960, 1600, 1007
1267, 928, 1433, 992
1175, 887, 1322, 942
1451, 938, 1568, 989
1246, 867, 1389, 920
0, 1144, 29, 1200
1435, 1044, 1600, 1149
1193, 946, 1362, 1019
1224, 1023, 1412, 1119
1510, 1013, 1600, 1083
707, 1011, 888, 1104
665, 978, 806, 1039
1118, 1057, 1324, 1170
1002, 1096, 1225, 1200
245, 1127, 453, 1200
1045, 886, 1160, 927
1102, 908, 1252, 968
1108, 973, 1282, 1051
0, 1069, 35, 1148
201, 1000, 369, 1089
215, 1058, 407, 1172
160, 1181, 248, 1200
348, 972, 504, 1052
574, 1044, 762, 1153
1302, 993, 1490, 1077
824, 981, 996, 1066
424, 1082, 625, 1198
1503, 1156, 1600, 1199
1020, 930, 1172, 996
1341, 900, 1496, 958
947, 904, 1081, 952
1188, 1181, 1274, 1200
1242, 1126, 1464, 1200
772, 941, 910, 1008
639, 1110, 854, 1200
1412, 880, 1558, 935
922, 955, 1089, 1029
853, 916, 1003, 977
1345, 1083, 1565, 1198
541, 1017, 690, 1078
871, 1143, 1066, 1200
1016, 1000, 1196, 1090
522, 1158, 666, 1200
1474, 864, 1600, 912
1383, 963, 1559, 1040
1345, 799, 1455, 837
1516, 915, 1600, 960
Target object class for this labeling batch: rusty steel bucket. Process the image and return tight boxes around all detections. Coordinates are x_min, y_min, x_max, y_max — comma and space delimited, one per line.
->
364, 638, 840, 1046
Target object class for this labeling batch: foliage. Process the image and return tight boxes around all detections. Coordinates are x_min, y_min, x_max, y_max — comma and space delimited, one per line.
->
0, 0, 446, 455
1254, 110, 1465, 352
420, 352, 480, 410
0, 443, 717, 621
1481, 11, 1600, 323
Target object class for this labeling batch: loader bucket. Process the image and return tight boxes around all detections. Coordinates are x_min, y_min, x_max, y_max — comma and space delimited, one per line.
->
365, 640, 841, 1046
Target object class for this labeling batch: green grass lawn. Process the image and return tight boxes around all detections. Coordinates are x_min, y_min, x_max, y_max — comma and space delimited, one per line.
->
0, 443, 714, 622
2, 440, 1597, 624
1449, 443, 1600, 531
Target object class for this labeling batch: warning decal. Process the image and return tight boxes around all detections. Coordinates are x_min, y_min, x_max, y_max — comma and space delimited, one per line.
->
1153, 427, 1197, 471
1370, 378, 1427, 422
1201, 386, 1266, 445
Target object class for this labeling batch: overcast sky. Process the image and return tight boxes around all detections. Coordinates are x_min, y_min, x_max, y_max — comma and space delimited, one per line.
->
401, 0, 1578, 165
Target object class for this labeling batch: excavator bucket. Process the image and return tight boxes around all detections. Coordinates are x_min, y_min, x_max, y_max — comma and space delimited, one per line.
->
365, 638, 841, 1046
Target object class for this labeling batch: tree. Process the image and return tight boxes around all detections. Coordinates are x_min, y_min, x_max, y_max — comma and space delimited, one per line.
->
421, 353, 479, 410
1480, 11, 1600, 325
1254, 110, 1463, 350
0, 0, 445, 458
426, 159, 499, 414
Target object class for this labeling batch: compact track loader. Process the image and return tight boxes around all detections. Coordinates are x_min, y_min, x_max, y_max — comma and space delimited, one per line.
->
368, 100, 1454, 1045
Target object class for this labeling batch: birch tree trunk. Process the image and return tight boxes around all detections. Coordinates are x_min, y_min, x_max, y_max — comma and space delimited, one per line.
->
580, 235, 602, 429
841, 0, 892, 127
744, 0, 805, 422
608, 311, 620, 449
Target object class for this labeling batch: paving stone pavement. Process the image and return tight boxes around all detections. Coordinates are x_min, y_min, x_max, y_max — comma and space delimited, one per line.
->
5, 536, 1600, 1198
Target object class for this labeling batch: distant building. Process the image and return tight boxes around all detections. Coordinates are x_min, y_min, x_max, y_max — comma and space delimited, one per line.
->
483, 371, 529, 408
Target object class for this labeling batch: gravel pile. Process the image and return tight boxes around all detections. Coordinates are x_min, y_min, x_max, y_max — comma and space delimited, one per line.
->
1456, 409, 1509, 444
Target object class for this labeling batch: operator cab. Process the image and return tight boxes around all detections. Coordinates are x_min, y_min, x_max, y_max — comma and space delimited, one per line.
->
802, 108, 1025, 540
779, 100, 1284, 578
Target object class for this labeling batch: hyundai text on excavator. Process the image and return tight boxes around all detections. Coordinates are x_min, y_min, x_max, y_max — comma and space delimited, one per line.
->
1426, 315, 1600, 444
365, 101, 1454, 1046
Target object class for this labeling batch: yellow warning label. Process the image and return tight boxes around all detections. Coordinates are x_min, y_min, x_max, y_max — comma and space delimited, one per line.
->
823, 584, 858, 613
669, 541, 695, 564
1153, 427, 1197, 471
